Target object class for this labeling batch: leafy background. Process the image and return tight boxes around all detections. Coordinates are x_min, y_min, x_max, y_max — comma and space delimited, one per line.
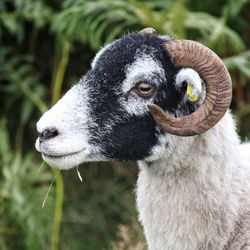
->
0, 0, 250, 249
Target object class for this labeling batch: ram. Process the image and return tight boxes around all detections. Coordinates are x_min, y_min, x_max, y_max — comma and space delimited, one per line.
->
35, 28, 250, 250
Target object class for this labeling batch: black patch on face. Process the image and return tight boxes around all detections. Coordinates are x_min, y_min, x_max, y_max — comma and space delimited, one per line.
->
83, 33, 186, 161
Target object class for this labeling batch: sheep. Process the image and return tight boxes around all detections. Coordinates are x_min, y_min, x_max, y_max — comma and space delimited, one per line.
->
35, 28, 250, 250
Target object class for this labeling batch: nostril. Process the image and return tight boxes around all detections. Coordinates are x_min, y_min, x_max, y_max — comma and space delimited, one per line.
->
39, 128, 58, 142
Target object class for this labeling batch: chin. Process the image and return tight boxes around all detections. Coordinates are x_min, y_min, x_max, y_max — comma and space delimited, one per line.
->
41, 149, 110, 169
41, 149, 89, 170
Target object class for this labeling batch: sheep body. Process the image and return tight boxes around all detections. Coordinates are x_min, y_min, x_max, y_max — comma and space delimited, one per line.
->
35, 32, 250, 249
137, 112, 250, 249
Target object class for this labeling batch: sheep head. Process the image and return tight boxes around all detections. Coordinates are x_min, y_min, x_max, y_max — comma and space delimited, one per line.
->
35, 29, 232, 169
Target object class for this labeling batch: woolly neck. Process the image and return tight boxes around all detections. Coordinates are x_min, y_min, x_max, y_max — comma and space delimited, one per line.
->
135, 112, 250, 250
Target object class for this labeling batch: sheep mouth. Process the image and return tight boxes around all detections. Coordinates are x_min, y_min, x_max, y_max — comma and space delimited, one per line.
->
41, 148, 87, 169
42, 150, 84, 159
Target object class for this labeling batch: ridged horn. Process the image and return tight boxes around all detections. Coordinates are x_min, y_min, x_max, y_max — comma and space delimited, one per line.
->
148, 40, 232, 136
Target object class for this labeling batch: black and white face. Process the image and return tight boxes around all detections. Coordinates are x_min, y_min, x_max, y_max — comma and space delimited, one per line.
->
35, 33, 204, 169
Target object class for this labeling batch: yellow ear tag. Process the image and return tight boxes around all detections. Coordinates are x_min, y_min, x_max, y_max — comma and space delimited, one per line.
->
186, 82, 198, 102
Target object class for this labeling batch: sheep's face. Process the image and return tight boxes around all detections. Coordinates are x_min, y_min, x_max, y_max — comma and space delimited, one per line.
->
36, 33, 204, 169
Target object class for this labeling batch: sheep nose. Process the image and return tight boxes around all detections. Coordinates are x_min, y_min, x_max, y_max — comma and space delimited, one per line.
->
39, 128, 58, 143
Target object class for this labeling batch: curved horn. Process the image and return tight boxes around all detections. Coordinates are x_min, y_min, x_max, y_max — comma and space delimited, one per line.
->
148, 40, 232, 136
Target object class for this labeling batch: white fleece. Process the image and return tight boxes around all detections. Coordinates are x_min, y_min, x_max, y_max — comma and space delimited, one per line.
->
136, 112, 250, 250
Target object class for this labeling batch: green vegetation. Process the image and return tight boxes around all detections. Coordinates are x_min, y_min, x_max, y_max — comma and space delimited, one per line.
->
0, 0, 249, 249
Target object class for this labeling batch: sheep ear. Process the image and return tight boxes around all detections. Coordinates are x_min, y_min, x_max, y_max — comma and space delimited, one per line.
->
175, 68, 205, 104
148, 40, 232, 136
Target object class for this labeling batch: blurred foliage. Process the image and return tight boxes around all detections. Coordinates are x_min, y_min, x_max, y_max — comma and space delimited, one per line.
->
0, 119, 54, 250
0, 0, 250, 249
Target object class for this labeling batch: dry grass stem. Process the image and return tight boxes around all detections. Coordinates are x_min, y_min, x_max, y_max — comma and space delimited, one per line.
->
42, 169, 61, 208
76, 165, 83, 182
37, 161, 45, 175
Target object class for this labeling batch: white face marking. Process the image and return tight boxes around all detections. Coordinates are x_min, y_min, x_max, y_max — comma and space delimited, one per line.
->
120, 54, 165, 116
122, 54, 165, 92
35, 83, 103, 169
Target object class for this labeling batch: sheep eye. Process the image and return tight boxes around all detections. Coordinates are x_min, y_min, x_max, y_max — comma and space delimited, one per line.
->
133, 83, 156, 97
